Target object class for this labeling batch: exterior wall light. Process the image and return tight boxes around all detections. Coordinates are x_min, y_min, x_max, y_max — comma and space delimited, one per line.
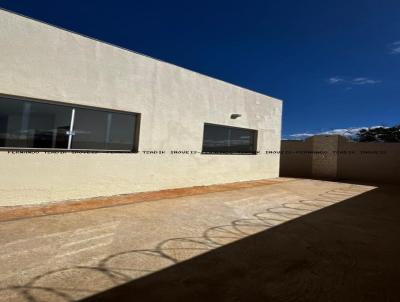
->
230, 114, 241, 119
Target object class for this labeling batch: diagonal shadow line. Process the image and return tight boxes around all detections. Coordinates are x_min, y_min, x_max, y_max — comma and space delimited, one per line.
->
77, 184, 400, 302
2, 185, 393, 302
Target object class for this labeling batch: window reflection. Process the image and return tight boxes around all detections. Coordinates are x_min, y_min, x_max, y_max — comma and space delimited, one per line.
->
28, 102, 71, 148
0, 97, 70, 148
72, 108, 136, 151
202, 123, 257, 154
0, 96, 138, 152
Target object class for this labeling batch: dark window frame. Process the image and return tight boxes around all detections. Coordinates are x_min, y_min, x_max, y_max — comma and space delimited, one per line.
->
0, 93, 140, 153
201, 123, 258, 155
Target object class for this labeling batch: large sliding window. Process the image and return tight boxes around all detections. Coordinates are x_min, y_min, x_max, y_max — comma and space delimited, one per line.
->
0, 96, 139, 152
202, 123, 257, 154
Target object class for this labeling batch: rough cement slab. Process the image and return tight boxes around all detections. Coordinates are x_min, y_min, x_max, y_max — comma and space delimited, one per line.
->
1, 179, 398, 302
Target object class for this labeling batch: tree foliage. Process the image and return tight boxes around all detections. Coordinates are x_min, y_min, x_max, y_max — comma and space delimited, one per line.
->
357, 125, 400, 142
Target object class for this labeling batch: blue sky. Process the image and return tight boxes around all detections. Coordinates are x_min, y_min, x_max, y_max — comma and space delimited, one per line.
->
1, 0, 399, 138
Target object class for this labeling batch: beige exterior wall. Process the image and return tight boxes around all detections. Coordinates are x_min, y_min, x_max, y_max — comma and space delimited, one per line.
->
311, 135, 339, 179
0, 10, 282, 206
280, 135, 400, 184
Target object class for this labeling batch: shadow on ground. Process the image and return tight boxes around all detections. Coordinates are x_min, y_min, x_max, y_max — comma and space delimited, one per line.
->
77, 185, 400, 302
2, 184, 399, 302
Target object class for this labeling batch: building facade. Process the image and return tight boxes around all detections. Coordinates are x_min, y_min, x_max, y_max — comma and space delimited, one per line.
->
0, 9, 282, 206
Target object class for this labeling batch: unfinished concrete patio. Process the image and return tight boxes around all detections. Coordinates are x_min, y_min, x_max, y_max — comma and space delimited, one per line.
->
0, 178, 399, 302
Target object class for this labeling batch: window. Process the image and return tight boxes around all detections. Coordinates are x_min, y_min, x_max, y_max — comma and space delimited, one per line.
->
202, 123, 257, 154
0, 95, 139, 152
72, 107, 136, 150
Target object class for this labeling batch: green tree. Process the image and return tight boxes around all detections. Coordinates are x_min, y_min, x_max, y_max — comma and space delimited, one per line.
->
357, 125, 400, 142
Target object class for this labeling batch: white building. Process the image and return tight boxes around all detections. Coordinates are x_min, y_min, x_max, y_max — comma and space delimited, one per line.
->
0, 9, 282, 206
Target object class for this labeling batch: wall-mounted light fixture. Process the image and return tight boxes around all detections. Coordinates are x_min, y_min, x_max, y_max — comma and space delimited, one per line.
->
230, 114, 241, 119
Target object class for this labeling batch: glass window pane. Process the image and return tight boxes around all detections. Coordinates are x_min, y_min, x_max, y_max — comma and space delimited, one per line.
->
202, 124, 256, 154
105, 112, 136, 150
229, 127, 255, 153
1, 96, 138, 152
0, 97, 71, 148
27, 102, 71, 149
72, 108, 108, 150
72, 108, 136, 151
202, 125, 231, 153
0, 97, 27, 147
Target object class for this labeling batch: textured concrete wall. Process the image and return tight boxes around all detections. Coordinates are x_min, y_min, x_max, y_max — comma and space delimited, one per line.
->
0, 10, 282, 205
279, 140, 312, 178
311, 136, 339, 179
280, 135, 400, 184
337, 139, 400, 184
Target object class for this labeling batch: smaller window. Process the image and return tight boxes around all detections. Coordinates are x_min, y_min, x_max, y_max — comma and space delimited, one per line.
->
202, 123, 258, 154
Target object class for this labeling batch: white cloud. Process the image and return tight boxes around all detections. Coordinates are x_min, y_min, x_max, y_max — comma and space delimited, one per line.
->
320, 128, 364, 136
288, 133, 315, 138
328, 77, 344, 84
351, 77, 381, 85
389, 41, 400, 54
287, 126, 385, 140
327, 76, 381, 86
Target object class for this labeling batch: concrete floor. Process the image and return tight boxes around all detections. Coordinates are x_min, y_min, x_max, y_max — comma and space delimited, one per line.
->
0, 179, 399, 302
